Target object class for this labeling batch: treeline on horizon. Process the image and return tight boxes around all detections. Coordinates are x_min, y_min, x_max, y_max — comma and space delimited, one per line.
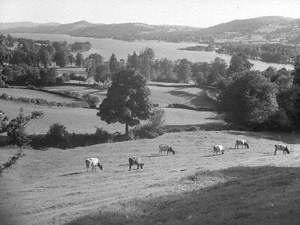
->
1, 34, 300, 131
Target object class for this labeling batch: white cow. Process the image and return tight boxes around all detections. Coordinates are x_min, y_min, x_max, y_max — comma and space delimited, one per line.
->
213, 145, 224, 155
85, 158, 103, 172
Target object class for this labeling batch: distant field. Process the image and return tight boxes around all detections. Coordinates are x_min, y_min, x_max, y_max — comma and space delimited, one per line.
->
1, 130, 299, 225
0, 99, 223, 134
57, 67, 87, 77
43, 85, 216, 109
0, 88, 79, 103
148, 86, 216, 109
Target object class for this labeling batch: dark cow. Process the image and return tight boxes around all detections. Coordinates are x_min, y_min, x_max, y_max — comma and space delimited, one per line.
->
235, 139, 249, 149
274, 144, 290, 155
159, 144, 175, 155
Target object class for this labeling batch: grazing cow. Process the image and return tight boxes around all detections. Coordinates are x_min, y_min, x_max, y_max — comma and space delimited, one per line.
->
85, 158, 103, 172
128, 157, 144, 171
213, 145, 224, 155
235, 139, 249, 149
159, 144, 175, 155
274, 145, 290, 155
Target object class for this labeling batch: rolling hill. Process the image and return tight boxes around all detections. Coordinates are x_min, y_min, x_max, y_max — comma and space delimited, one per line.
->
1, 16, 300, 43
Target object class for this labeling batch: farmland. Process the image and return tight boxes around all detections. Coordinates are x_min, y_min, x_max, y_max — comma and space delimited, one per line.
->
0, 130, 299, 225
1, 84, 299, 225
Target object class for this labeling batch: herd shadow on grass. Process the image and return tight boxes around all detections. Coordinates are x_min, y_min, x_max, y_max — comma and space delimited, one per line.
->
227, 130, 300, 144
66, 166, 300, 225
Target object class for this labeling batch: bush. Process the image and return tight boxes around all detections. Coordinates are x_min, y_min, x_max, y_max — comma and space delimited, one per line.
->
31, 126, 112, 149
46, 123, 69, 149
132, 108, 165, 139
82, 94, 100, 108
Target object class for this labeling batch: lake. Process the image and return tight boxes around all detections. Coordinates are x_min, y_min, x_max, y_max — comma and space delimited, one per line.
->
11, 33, 294, 71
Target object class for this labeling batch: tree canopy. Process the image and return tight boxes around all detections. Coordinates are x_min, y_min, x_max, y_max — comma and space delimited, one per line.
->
98, 69, 152, 134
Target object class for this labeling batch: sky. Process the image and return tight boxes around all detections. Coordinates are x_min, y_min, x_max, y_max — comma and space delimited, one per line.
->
0, 0, 300, 27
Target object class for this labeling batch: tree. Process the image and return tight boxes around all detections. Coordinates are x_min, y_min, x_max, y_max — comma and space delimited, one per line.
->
109, 53, 121, 74
219, 71, 278, 127
293, 55, 300, 86
98, 69, 152, 134
175, 59, 192, 83
227, 53, 253, 75
53, 50, 67, 67
138, 48, 155, 80
38, 47, 51, 68
75, 53, 84, 67
127, 51, 139, 69
94, 64, 110, 83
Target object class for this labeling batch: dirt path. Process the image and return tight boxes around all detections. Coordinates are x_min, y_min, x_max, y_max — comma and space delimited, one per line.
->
0, 130, 300, 225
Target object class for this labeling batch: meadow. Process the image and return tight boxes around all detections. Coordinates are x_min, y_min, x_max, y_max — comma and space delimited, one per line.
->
0, 88, 80, 104
1, 83, 299, 225
1, 130, 299, 225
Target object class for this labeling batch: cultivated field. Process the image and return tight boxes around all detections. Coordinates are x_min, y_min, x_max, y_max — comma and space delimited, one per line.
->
1, 130, 299, 225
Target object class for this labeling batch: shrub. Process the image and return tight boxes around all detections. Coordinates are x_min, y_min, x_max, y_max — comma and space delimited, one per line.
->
82, 94, 100, 108
46, 123, 69, 149
132, 108, 165, 139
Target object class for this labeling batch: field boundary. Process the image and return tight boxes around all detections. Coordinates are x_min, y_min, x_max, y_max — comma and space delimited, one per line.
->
0, 150, 24, 174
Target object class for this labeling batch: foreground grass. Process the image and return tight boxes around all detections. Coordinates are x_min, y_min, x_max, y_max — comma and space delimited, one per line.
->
67, 166, 300, 225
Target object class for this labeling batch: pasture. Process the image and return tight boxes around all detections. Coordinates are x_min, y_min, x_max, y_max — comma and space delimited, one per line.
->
0, 100, 223, 134
0, 88, 79, 104
0, 130, 299, 225
43, 85, 216, 109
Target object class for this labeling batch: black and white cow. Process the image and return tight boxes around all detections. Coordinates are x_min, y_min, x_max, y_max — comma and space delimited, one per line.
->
128, 156, 144, 171
213, 145, 224, 155
235, 139, 249, 149
274, 144, 290, 155
85, 158, 103, 172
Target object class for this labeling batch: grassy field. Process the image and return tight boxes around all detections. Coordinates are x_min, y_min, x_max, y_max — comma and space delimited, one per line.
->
0, 130, 299, 225
0, 100, 224, 134
43, 85, 216, 109
57, 67, 87, 77
0, 88, 79, 103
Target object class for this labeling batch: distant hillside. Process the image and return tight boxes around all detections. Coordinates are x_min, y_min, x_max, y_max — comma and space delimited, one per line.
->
1, 16, 300, 44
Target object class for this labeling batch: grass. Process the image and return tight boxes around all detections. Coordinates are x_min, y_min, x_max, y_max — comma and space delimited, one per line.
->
67, 166, 300, 225
0, 87, 78, 103
0, 130, 299, 225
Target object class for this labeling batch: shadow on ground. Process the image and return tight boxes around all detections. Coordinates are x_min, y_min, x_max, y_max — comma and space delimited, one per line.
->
167, 89, 216, 109
227, 130, 300, 144
66, 166, 300, 225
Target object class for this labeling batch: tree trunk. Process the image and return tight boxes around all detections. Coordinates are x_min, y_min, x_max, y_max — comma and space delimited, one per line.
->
125, 123, 129, 135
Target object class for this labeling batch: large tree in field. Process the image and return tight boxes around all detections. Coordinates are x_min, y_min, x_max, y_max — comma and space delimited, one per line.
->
98, 69, 152, 134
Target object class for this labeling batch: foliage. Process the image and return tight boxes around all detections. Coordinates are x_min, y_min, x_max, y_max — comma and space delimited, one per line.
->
98, 69, 152, 134
5, 108, 42, 147
227, 53, 253, 75
174, 59, 192, 83
132, 108, 165, 139
82, 94, 100, 108
31, 127, 112, 149
219, 71, 278, 128
46, 123, 69, 148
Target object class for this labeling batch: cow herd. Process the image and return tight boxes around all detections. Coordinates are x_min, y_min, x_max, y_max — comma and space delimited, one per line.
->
85, 139, 291, 172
